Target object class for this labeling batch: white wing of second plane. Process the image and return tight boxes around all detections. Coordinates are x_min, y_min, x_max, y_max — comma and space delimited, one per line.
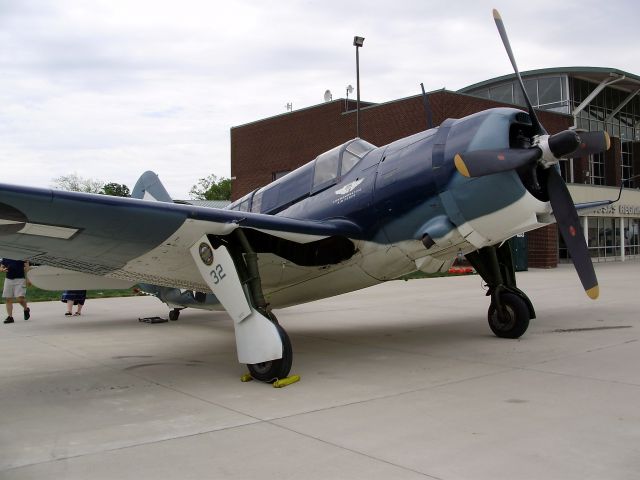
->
27, 266, 137, 290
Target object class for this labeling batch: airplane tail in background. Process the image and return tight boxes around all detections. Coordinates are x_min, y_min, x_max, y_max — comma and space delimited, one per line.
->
131, 171, 173, 202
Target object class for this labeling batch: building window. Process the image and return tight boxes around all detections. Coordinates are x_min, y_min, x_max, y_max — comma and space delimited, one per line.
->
585, 216, 620, 261
537, 76, 563, 110
589, 153, 605, 185
622, 141, 634, 186
624, 218, 640, 257
489, 83, 513, 104
514, 79, 538, 108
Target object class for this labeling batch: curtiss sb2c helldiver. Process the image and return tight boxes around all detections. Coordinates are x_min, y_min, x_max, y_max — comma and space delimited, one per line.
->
2, 10, 614, 384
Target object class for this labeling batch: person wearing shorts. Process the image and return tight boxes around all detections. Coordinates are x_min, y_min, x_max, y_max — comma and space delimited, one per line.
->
62, 290, 87, 316
1, 258, 31, 324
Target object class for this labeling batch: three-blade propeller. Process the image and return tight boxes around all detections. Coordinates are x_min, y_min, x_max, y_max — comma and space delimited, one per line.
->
454, 9, 610, 299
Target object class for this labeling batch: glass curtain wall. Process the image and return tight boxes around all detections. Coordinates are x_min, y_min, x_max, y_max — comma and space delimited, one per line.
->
559, 216, 640, 262
479, 75, 569, 113
572, 78, 639, 187
576, 216, 640, 261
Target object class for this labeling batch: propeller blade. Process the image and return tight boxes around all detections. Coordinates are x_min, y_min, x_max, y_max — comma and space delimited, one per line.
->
571, 131, 611, 157
546, 167, 599, 299
493, 9, 546, 136
454, 148, 541, 178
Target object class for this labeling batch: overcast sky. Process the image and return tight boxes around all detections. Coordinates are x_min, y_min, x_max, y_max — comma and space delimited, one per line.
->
2, 0, 639, 198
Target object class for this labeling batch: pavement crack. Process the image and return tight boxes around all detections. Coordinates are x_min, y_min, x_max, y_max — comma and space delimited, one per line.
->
265, 421, 445, 480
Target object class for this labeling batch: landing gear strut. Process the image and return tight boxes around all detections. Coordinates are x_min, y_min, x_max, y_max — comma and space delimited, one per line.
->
466, 243, 535, 339
233, 230, 294, 382
189, 231, 293, 384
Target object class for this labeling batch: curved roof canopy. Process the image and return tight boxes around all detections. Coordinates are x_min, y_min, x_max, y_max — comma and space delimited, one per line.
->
459, 67, 640, 95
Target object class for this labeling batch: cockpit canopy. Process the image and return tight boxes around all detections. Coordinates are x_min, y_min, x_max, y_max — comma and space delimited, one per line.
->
228, 138, 376, 214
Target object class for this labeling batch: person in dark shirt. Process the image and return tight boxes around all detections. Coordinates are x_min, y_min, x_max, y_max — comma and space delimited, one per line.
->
1, 258, 31, 324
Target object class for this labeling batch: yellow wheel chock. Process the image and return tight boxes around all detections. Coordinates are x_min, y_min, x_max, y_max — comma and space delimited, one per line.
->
241, 373, 300, 387
272, 375, 301, 388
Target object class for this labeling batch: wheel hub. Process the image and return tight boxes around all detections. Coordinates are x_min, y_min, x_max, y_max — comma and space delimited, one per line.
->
250, 361, 274, 375
493, 305, 516, 331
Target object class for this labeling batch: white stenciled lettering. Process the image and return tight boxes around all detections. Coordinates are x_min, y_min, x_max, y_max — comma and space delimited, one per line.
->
332, 187, 363, 205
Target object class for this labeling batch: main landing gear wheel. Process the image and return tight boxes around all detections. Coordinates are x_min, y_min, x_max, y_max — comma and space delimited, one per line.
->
169, 308, 181, 321
247, 323, 292, 383
488, 292, 530, 339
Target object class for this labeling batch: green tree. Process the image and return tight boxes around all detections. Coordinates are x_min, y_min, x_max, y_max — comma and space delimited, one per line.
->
102, 182, 130, 197
52, 173, 104, 193
189, 174, 232, 201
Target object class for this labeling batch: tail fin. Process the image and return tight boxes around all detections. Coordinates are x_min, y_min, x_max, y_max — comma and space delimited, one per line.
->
131, 171, 173, 202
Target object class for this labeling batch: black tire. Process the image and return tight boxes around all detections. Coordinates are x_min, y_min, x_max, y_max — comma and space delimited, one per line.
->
247, 323, 292, 383
169, 309, 180, 321
488, 292, 530, 339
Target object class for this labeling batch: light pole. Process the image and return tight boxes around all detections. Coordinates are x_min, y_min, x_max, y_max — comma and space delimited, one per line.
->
353, 36, 364, 138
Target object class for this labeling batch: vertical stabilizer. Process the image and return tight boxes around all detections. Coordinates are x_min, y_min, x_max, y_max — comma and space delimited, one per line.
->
131, 171, 173, 202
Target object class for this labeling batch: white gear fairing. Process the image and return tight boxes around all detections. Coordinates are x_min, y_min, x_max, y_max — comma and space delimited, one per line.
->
189, 236, 282, 365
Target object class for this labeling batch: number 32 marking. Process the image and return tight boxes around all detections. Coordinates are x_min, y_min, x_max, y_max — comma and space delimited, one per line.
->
209, 264, 226, 284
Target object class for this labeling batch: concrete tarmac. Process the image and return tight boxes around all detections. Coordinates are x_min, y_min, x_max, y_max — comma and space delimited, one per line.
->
1, 261, 639, 479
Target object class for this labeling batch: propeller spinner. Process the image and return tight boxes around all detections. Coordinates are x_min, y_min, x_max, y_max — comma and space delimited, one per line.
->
454, 9, 611, 299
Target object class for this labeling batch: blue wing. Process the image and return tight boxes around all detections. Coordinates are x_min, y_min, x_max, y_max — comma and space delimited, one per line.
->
0, 183, 362, 291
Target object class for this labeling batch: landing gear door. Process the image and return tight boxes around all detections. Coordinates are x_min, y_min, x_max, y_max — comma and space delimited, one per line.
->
190, 239, 251, 323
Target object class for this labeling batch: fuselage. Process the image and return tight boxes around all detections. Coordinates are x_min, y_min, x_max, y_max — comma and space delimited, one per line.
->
219, 107, 552, 308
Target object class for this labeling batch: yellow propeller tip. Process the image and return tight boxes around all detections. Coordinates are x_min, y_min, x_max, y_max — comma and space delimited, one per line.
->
586, 285, 599, 300
493, 9, 501, 20
454, 154, 471, 177
604, 131, 611, 151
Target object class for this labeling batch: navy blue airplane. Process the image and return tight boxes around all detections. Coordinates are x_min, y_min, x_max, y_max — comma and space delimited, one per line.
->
1, 10, 613, 383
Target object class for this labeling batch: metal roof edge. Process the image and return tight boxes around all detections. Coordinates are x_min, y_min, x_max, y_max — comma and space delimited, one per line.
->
458, 67, 640, 93
340, 88, 448, 115
230, 99, 376, 130
231, 88, 450, 130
